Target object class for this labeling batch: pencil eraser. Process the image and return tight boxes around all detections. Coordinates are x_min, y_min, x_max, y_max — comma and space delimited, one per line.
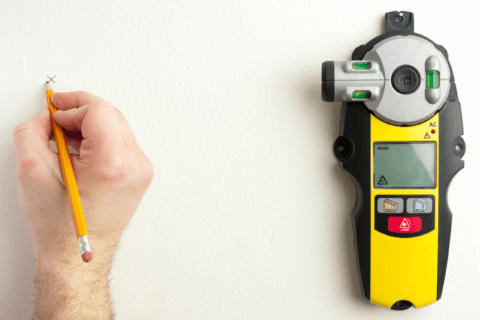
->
82, 252, 93, 263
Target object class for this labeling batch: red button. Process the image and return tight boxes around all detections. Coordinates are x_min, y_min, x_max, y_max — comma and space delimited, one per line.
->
388, 217, 422, 233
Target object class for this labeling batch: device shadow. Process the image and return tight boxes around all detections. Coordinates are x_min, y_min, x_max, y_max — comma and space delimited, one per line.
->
300, 76, 377, 309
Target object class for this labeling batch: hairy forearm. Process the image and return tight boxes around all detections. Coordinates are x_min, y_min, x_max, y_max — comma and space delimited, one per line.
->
33, 243, 118, 320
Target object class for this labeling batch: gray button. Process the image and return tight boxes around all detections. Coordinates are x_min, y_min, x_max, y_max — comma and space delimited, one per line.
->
406, 198, 433, 213
377, 198, 404, 213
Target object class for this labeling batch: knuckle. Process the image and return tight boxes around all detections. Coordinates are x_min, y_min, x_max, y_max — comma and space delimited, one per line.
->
16, 158, 48, 184
91, 101, 111, 109
95, 167, 128, 186
94, 158, 131, 185
78, 90, 101, 101
13, 122, 32, 135
123, 157, 154, 189
114, 107, 124, 119
13, 125, 22, 136
141, 158, 155, 186
18, 157, 41, 173
75, 91, 90, 104
109, 104, 121, 113
91, 102, 117, 114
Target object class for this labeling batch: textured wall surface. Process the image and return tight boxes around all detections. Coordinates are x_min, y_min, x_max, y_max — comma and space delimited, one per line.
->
2, 1, 479, 319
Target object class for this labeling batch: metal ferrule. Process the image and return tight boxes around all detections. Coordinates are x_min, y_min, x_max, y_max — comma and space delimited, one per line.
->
78, 235, 92, 255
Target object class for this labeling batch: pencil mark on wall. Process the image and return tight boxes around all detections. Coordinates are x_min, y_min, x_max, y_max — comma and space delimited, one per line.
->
46, 75, 56, 83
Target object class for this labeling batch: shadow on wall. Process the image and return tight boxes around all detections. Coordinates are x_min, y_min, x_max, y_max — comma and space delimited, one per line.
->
300, 74, 377, 309
2, 150, 37, 319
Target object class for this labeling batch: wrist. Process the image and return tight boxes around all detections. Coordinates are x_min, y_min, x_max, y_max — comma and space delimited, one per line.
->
34, 232, 120, 263
33, 242, 117, 319
36, 243, 117, 272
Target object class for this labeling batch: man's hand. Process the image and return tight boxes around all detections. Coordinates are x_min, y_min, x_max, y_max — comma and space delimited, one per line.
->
13, 91, 154, 319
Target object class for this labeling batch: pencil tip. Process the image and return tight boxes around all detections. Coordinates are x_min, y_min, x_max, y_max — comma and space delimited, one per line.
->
46, 82, 54, 92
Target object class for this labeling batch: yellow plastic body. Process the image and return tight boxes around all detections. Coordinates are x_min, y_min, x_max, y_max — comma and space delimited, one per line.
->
46, 90, 89, 239
370, 113, 439, 309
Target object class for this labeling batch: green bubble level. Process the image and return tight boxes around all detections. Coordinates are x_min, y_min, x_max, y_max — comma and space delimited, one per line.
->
352, 62, 371, 70
426, 70, 440, 89
352, 90, 371, 100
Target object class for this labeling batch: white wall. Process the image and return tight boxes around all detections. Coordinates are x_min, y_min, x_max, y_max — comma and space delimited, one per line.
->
2, 1, 479, 319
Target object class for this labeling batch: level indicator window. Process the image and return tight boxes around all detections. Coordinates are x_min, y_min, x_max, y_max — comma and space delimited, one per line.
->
352, 90, 371, 100
426, 70, 440, 89
352, 62, 371, 70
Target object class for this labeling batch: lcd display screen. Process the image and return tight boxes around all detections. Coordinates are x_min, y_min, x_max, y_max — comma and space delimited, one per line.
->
373, 142, 436, 189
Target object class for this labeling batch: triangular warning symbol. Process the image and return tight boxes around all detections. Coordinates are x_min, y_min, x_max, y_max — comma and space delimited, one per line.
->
424, 132, 431, 139
400, 218, 411, 229
378, 175, 388, 185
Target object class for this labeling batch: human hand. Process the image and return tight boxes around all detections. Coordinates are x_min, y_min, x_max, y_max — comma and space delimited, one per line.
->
13, 91, 155, 262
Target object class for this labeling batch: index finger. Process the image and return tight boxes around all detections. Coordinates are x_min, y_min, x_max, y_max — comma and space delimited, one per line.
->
52, 91, 139, 150
55, 103, 126, 168
51, 91, 105, 111
50, 91, 126, 165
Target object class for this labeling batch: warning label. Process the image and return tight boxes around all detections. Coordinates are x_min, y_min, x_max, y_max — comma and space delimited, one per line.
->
424, 132, 431, 139
399, 218, 411, 231
378, 175, 388, 185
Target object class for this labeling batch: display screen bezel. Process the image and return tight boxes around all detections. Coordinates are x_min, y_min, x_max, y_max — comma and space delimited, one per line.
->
373, 141, 437, 189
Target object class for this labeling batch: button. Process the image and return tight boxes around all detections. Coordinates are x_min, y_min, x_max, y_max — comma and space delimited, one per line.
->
406, 198, 433, 214
388, 217, 422, 233
391, 65, 420, 94
377, 197, 404, 213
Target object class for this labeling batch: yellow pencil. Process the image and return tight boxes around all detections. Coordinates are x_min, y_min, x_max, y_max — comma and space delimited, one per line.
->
45, 82, 93, 263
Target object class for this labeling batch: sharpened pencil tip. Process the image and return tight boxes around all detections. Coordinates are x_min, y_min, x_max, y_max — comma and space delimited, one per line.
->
46, 82, 53, 92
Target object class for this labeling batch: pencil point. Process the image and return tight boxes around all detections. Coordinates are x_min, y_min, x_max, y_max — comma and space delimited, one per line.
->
46, 82, 54, 92
82, 252, 93, 262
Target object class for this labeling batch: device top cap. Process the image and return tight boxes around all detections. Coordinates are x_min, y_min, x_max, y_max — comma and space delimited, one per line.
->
321, 11, 452, 126
385, 11, 414, 33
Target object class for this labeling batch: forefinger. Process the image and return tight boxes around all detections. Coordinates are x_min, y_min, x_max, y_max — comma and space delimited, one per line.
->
51, 91, 104, 111
52, 91, 139, 150
55, 103, 126, 168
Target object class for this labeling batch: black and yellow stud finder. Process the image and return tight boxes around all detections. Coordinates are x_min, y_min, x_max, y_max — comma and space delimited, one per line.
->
322, 11, 466, 310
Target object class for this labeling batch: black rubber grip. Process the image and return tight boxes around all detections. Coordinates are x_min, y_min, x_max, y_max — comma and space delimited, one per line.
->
322, 61, 335, 102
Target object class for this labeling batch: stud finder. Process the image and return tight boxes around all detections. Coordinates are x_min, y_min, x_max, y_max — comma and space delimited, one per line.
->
322, 11, 465, 310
